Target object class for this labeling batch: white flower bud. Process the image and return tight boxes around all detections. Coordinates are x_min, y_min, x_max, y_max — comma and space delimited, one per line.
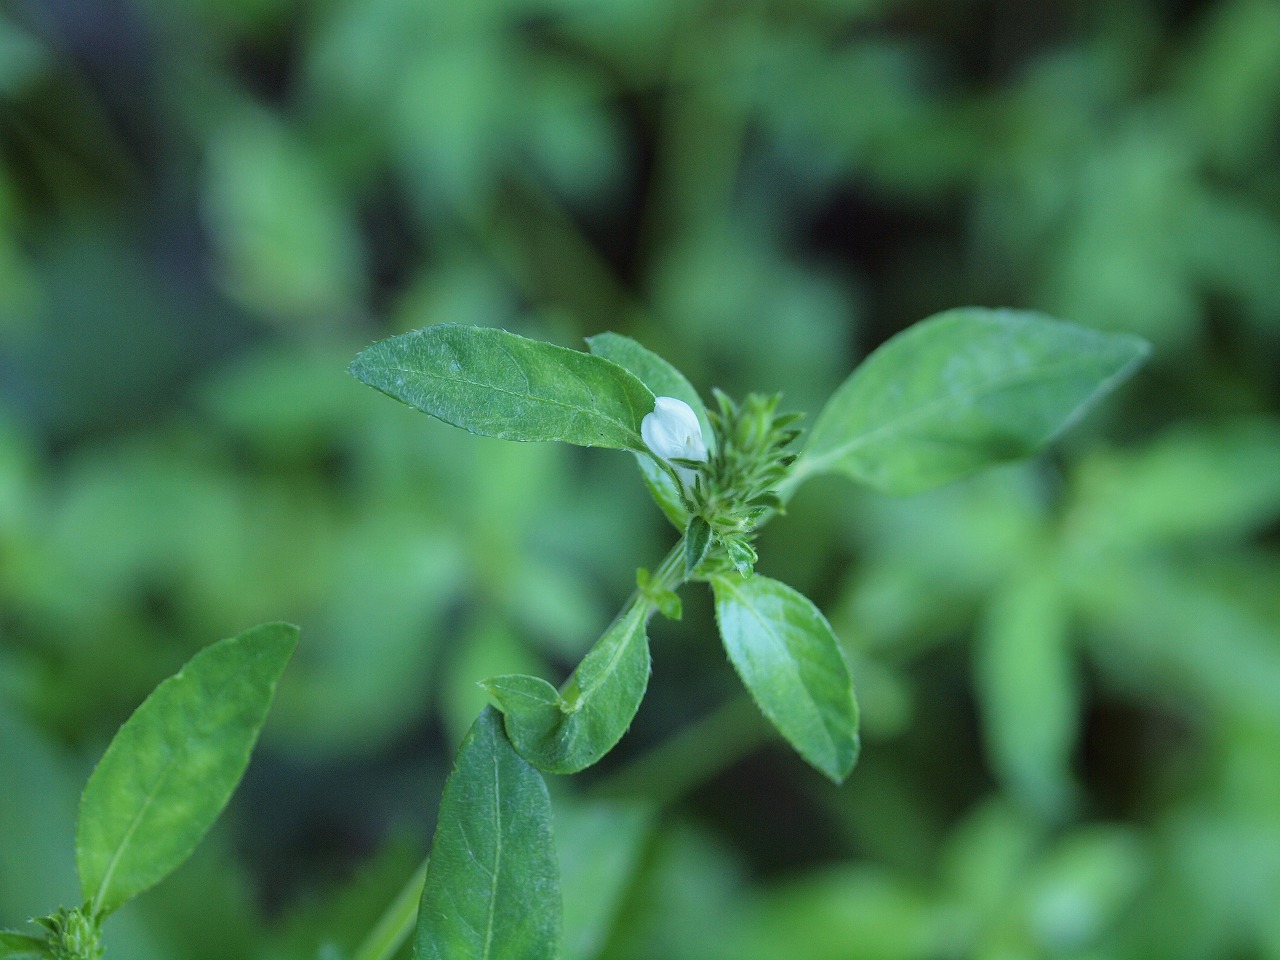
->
642, 397, 708, 489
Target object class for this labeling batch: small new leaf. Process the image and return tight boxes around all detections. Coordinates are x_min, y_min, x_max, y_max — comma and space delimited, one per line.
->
76, 623, 298, 917
351, 325, 655, 450
800, 308, 1150, 495
414, 708, 560, 960
482, 605, 650, 774
638, 569, 682, 620
713, 576, 859, 782
724, 538, 757, 577
685, 517, 712, 576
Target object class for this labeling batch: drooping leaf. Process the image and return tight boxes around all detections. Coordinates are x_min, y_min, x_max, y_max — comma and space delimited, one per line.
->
350, 325, 654, 450
587, 332, 712, 527
798, 309, 1150, 495
482, 604, 650, 774
76, 622, 298, 917
712, 575, 859, 782
414, 707, 560, 960
975, 571, 1078, 819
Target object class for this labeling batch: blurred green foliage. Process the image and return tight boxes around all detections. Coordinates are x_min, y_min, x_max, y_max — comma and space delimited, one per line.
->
1, 0, 1278, 957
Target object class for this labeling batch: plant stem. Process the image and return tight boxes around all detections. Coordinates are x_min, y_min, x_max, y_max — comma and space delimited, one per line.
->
351, 856, 429, 960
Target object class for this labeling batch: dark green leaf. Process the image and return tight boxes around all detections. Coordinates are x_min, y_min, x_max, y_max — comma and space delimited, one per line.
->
76, 622, 298, 917
414, 707, 560, 960
799, 309, 1150, 495
482, 604, 650, 774
712, 576, 859, 782
685, 517, 712, 576
351, 325, 654, 450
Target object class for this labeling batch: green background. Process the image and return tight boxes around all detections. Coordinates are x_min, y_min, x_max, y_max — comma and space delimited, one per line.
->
1, 0, 1278, 957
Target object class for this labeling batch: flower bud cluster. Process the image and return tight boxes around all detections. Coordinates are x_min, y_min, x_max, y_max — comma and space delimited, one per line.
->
642, 391, 801, 575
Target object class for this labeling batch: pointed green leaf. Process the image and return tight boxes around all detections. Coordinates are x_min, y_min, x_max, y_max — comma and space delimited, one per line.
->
482, 605, 650, 774
76, 623, 298, 917
685, 518, 712, 576
712, 576, 859, 782
975, 572, 1078, 819
414, 707, 560, 960
350, 325, 654, 450
799, 309, 1150, 495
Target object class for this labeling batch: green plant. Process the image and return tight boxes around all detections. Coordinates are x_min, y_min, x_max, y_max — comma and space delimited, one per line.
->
4, 311, 1146, 959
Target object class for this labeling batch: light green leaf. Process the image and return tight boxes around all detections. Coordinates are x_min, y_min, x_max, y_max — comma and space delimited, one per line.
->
712, 575, 859, 782
350, 325, 654, 450
975, 572, 1078, 819
414, 707, 560, 960
799, 309, 1150, 495
0, 932, 49, 959
76, 623, 298, 917
1072, 419, 1280, 549
556, 800, 654, 960
587, 332, 711, 528
482, 604, 650, 774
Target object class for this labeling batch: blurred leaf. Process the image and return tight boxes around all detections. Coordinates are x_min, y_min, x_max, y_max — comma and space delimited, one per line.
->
414, 707, 559, 960
800, 309, 1150, 495
737, 866, 941, 960
975, 570, 1079, 820
483, 603, 649, 774
0, 15, 47, 95
77, 623, 297, 916
0, 704, 79, 924
1081, 562, 1280, 728
443, 618, 545, 749
350, 325, 654, 450
712, 574, 859, 782
557, 800, 654, 960
204, 111, 364, 319
1070, 420, 1280, 549
0, 931, 48, 959
1025, 826, 1148, 954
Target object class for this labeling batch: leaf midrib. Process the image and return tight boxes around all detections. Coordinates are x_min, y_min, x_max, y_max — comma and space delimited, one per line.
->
89, 747, 181, 916
481, 747, 503, 960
